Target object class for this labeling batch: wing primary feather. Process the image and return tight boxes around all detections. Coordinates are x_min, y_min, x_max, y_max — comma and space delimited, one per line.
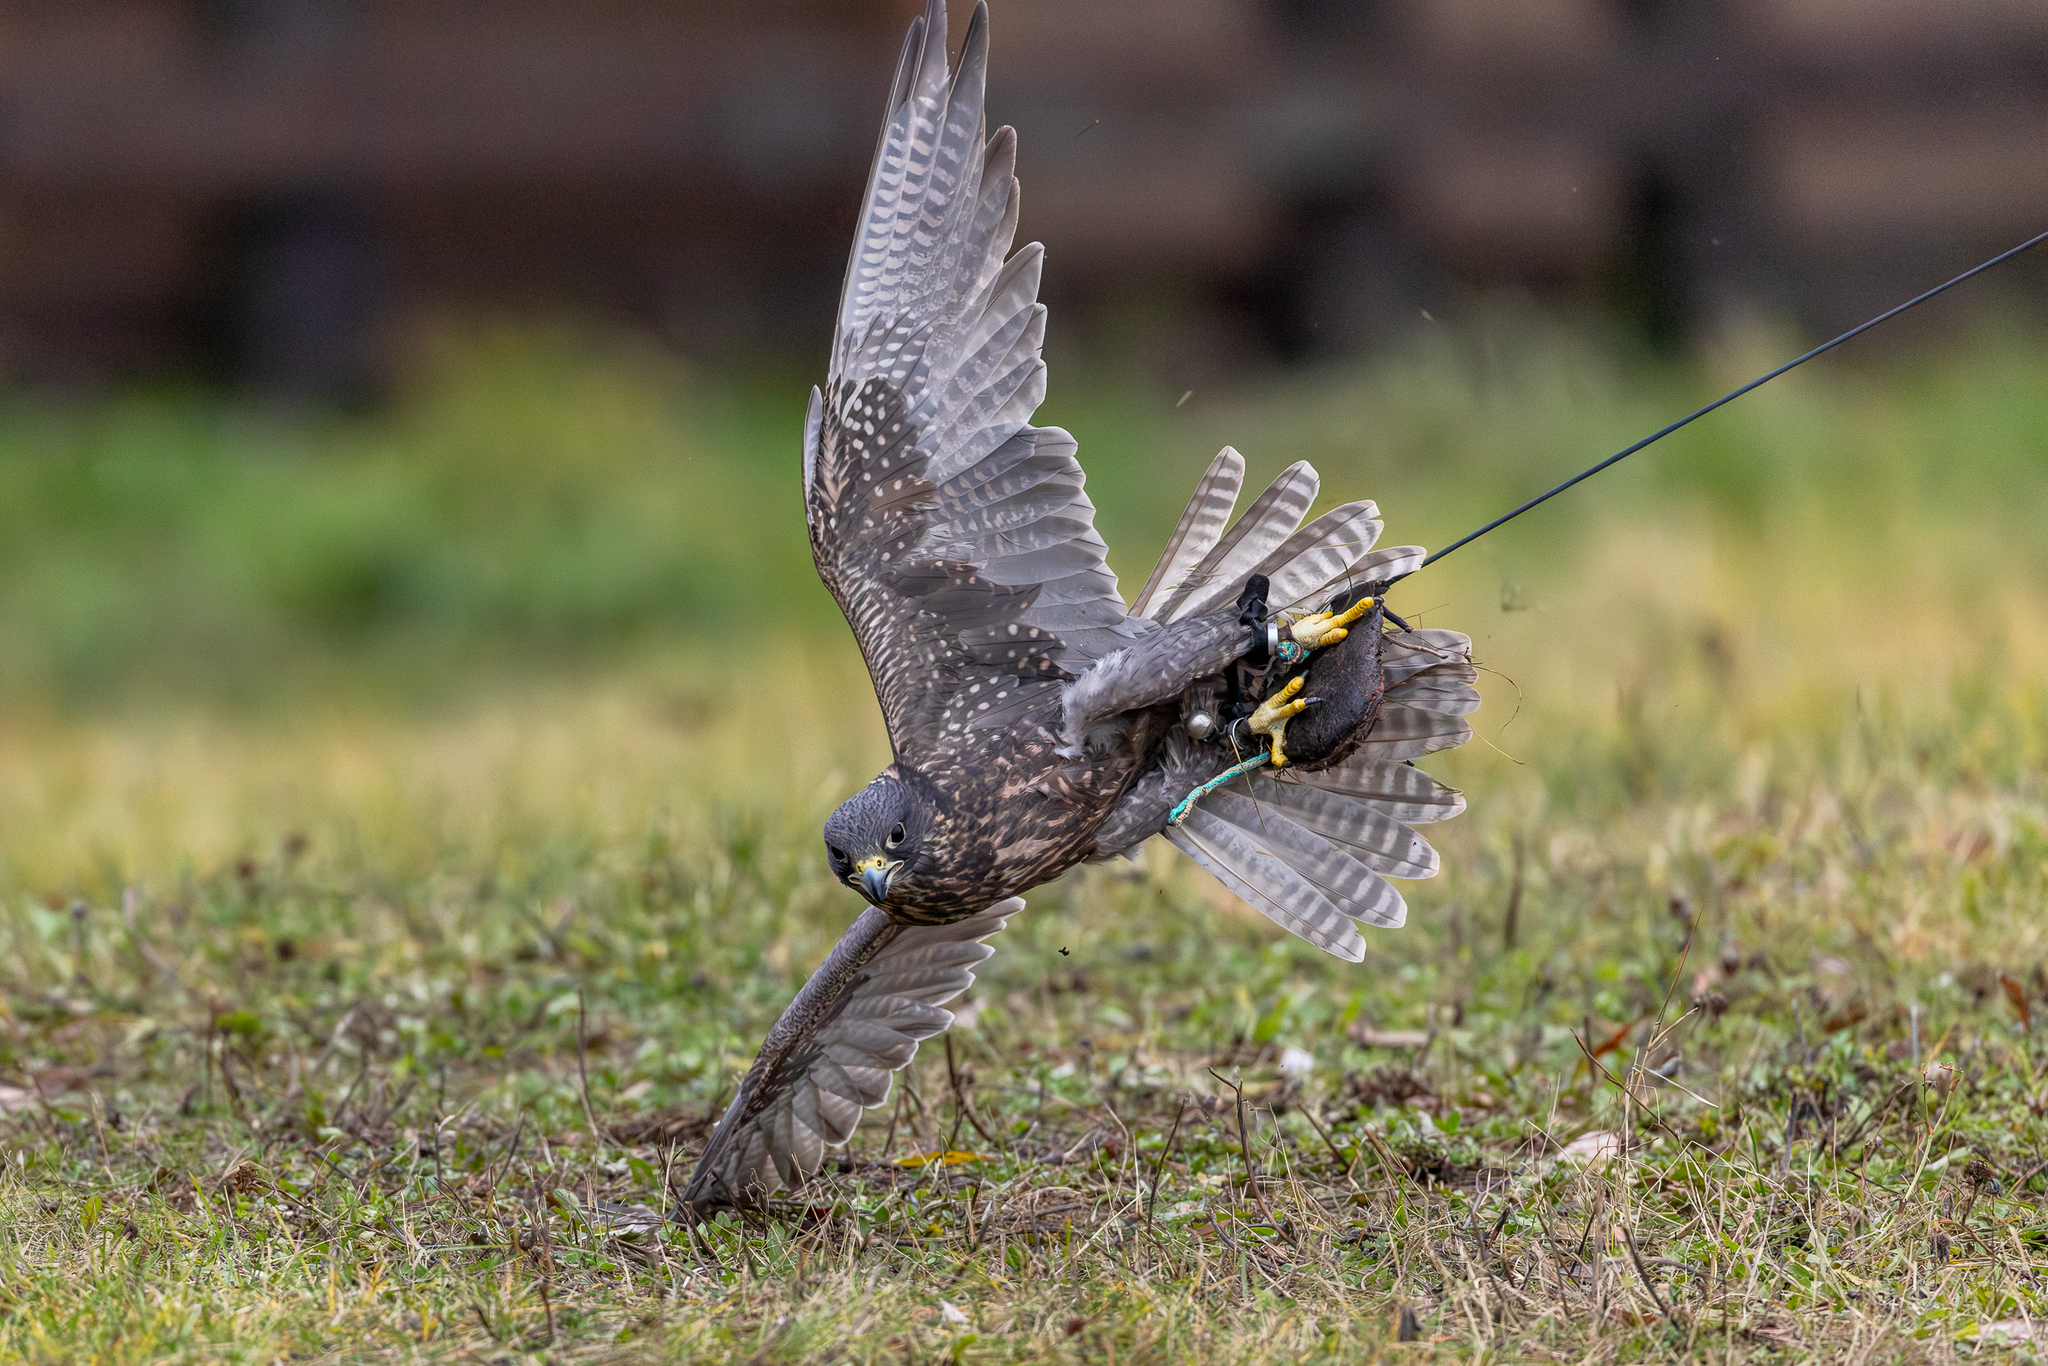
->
836, 8, 933, 348
678, 899, 1020, 1212
810, 0, 1145, 759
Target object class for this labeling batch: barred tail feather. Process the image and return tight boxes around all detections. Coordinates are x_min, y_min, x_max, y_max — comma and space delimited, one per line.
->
1141, 461, 1430, 628
1165, 805, 1375, 960
1253, 779, 1440, 878
1150, 461, 1320, 624
1169, 623, 1479, 959
1352, 627, 1480, 760
1285, 756, 1467, 825
1131, 447, 1244, 620
1253, 500, 1383, 613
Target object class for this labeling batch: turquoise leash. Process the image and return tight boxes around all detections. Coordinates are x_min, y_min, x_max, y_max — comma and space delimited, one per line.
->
1162, 623, 1314, 828
1165, 751, 1271, 828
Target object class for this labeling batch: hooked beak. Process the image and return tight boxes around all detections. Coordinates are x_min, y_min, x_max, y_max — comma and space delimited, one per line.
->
853, 856, 897, 905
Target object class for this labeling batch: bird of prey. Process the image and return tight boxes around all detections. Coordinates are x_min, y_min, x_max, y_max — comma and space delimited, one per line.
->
679, 0, 1476, 1212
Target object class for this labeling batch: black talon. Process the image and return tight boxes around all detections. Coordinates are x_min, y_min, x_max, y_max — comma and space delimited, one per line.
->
1237, 574, 1273, 668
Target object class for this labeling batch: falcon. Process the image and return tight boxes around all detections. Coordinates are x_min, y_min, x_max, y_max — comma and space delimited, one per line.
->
679, 0, 1477, 1212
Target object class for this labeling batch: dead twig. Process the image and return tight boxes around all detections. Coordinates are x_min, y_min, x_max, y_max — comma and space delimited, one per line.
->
1207, 1067, 1284, 1236
943, 1033, 999, 1149
1622, 1226, 1679, 1327
575, 991, 603, 1151
1146, 1100, 1188, 1238
1574, 1032, 1683, 1140
1298, 1106, 1359, 1188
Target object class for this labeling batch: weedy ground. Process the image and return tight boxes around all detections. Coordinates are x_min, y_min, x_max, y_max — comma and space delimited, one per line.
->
2, 319, 2048, 1362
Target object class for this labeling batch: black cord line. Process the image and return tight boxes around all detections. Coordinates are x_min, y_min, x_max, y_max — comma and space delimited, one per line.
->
1389, 226, 2048, 586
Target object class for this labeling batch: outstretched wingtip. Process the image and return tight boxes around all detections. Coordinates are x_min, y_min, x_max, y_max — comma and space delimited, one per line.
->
889, 15, 925, 112
957, 2, 990, 92
915, 0, 951, 89
675, 898, 1024, 1216
883, 0, 953, 116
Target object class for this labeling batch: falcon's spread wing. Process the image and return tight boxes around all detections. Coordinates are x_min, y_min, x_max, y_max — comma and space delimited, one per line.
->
804, 0, 1144, 763
680, 900, 1018, 1209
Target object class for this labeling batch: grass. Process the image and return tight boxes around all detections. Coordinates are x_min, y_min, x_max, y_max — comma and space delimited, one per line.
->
2, 318, 2048, 1360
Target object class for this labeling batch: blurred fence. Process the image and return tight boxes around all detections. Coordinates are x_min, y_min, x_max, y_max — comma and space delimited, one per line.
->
2, 0, 2045, 392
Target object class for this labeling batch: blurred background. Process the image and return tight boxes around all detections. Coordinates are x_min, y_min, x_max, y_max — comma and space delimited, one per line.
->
3, 0, 2047, 389
0, 0, 2043, 899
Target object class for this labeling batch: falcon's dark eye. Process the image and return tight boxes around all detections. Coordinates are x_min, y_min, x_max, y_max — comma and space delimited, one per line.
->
827, 845, 850, 872
888, 823, 906, 847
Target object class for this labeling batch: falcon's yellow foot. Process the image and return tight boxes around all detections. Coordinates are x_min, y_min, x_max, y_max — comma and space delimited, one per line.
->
1288, 596, 1375, 652
1248, 675, 1311, 767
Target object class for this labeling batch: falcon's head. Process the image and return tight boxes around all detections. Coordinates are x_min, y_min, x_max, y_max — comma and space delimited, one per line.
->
823, 772, 938, 909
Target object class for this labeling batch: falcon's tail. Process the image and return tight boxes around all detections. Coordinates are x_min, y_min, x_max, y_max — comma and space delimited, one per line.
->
1131, 449, 1425, 626
1162, 628, 1476, 961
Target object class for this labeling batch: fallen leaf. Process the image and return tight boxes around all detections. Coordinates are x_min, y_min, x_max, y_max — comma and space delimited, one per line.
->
220, 1161, 267, 1195
1559, 1131, 1623, 1166
939, 1300, 970, 1326
1822, 1000, 1867, 1032
894, 1150, 991, 1169
0, 1071, 89, 1111
2002, 974, 2032, 1031
1968, 1320, 2045, 1343
1590, 1021, 1637, 1060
